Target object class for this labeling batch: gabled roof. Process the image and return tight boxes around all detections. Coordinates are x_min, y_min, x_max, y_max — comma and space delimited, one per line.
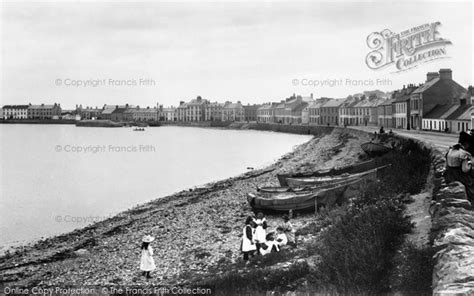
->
423, 104, 459, 119
412, 78, 439, 94
446, 104, 473, 121
413, 78, 467, 99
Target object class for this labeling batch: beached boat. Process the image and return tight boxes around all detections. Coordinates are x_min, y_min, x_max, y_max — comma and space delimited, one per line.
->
285, 165, 385, 188
361, 142, 391, 156
277, 159, 376, 186
257, 178, 359, 198
257, 186, 307, 198
247, 178, 370, 211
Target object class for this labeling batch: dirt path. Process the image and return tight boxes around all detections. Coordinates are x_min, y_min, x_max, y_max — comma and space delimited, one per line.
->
405, 192, 432, 247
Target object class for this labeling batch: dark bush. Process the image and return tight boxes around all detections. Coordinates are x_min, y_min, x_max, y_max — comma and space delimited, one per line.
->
315, 199, 413, 294
390, 242, 434, 296
375, 139, 430, 195
201, 261, 310, 295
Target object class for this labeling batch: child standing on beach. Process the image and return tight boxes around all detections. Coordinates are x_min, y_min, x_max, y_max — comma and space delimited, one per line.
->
140, 235, 156, 278
253, 212, 267, 254
241, 216, 256, 261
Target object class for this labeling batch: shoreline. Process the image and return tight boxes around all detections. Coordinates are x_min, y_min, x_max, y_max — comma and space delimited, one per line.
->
0, 125, 370, 286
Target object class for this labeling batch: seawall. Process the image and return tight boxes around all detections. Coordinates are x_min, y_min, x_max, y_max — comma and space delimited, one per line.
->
429, 149, 474, 295
382, 132, 474, 295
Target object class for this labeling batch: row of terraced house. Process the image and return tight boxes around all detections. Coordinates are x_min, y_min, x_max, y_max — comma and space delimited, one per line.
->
255, 69, 473, 133
1, 103, 62, 119
2, 69, 472, 133
174, 96, 261, 122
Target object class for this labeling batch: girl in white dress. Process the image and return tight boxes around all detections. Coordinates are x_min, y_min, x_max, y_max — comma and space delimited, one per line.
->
253, 212, 267, 254
140, 235, 156, 278
241, 216, 256, 261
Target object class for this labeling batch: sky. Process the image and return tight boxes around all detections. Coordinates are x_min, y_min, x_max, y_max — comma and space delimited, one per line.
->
1, 0, 472, 109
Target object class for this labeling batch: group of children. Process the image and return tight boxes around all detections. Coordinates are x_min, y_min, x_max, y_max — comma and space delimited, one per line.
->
241, 212, 296, 261
138, 212, 297, 279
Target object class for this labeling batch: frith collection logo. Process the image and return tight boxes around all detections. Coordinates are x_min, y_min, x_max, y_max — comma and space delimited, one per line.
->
366, 22, 452, 73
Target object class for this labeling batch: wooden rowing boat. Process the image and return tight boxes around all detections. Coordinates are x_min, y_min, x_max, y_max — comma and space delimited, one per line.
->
276, 159, 376, 186
247, 177, 372, 211
285, 165, 385, 188
257, 178, 357, 198
361, 142, 391, 157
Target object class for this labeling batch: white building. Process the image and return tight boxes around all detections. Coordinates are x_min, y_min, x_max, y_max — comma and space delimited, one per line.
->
2, 105, 30, 119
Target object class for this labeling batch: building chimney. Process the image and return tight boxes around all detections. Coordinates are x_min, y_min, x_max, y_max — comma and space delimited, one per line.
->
426, 72, 439, 82
439, 68, 452, 80
310, 93, 314, 99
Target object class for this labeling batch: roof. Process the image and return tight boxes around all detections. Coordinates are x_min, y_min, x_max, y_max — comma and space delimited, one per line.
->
29, 104, 58, 109
292, 102, 309, 113
223, 102, 243, 109
379, 98, 396, 106
188, 98, 208, 105
413, 78, 467, 99
257, 104, 273, 110
307, 99, 328, 109
111, 107, 128, 114
412, 78, 439, 94
340, 97, 359, 108
101, 108, 116, 114
208, 102, 224, 107
2, 105, 30, 109
423, 104, 459, 119
353, 98, 382, 108
446, 104, 473, 121
322, 99, 344, 108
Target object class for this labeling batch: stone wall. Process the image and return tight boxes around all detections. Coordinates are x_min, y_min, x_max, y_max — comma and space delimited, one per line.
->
429, 149, 474, 295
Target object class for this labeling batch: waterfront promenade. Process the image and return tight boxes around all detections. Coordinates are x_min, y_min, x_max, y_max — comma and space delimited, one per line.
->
348, 126, 458, 151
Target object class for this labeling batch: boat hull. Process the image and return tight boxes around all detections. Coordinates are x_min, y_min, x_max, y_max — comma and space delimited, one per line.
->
361, 142, 391, 156
276, 159, 376, 186
285, 165, 383, 188
247, 177, 375, 212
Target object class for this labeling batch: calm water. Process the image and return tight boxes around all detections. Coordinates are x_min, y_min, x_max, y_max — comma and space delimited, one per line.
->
0, 125, 311, 248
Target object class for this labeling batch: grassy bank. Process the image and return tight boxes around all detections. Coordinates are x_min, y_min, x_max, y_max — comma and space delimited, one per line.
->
194, 137, 432, 295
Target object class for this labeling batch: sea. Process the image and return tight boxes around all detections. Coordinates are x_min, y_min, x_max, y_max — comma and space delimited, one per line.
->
0, 124, 312, 249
